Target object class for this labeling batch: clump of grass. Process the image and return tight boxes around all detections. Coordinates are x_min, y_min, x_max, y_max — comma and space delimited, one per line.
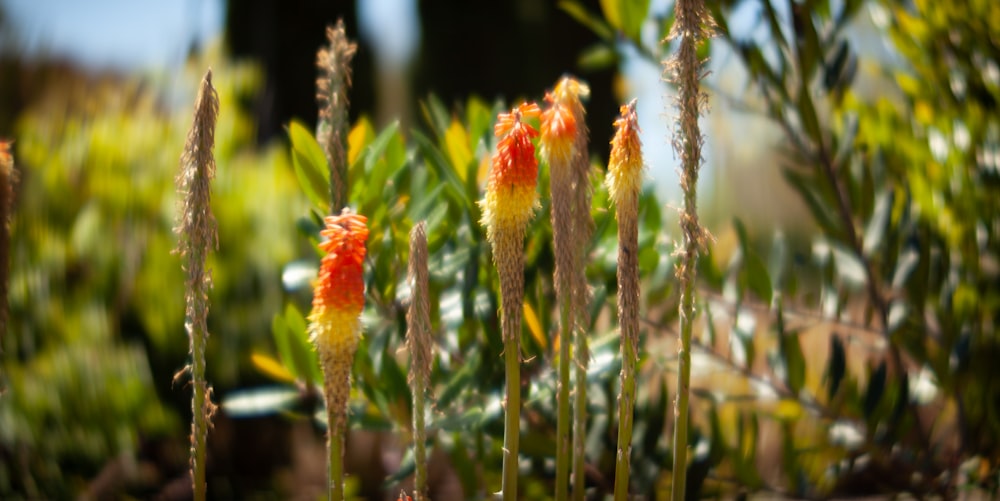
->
308, 209, 369, 501
664, 0, 715, 499
606, 100, 644, 500
175, 69, 220, 501
407, 221, 433, 501
479, 102, 542, 500
316, 19, 357, 213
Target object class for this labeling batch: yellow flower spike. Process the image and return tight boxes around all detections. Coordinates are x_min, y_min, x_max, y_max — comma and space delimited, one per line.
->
308, 208, 368, 501
607, 99, 644, 208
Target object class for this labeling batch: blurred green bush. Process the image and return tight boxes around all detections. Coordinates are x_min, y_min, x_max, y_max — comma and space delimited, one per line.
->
1, 49, 309, 497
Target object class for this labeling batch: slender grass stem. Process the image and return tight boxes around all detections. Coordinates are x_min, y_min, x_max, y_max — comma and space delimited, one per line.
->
177, 70, 219, 501
665, 1, 713, 499
414, 387, 428, 500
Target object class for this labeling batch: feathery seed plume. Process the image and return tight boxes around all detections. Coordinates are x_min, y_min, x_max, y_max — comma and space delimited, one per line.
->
316, 19, 358, 213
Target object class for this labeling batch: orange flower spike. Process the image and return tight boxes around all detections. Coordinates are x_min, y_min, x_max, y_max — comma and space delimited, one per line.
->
607, 99, 644, 208
540, 77, 590, 167
481, 102, 541, 241
311, 211, 369, 316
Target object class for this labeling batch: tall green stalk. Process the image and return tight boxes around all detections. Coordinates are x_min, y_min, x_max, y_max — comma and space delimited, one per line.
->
176, 70, 220, 501
502, 331, 522, 500
607, 100, 644, 500
666, 1, 713, 499
556, 296, 572, 500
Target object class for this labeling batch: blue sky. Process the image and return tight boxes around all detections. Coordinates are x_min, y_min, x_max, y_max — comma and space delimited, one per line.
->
2, 0, 224, 70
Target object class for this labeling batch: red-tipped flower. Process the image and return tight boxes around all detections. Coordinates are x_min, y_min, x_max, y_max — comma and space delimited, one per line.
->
607, 99, 643, 208
540, 77, 589, 167
311, 210, 369, 322
480, 102, 541, 243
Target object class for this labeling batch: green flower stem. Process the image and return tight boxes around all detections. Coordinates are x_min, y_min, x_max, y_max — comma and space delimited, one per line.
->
556, 292, 572, 500
192, 347, 208, 501
612, 194, 640, 500
670, 273, 695, 501
668, 0, 711, 498
329, 409, 345, 501
414, 382, 428, 500
502, 334, 521, 501
572, 332, 588, 501
613, 333, 637, 501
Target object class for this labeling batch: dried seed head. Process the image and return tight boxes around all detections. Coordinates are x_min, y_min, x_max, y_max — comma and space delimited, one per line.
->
407, 221, 432, 390
176, 69, 219, 363
316, 19, 358, 212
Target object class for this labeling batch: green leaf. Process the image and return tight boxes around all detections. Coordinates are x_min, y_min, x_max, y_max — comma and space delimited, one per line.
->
734, 218, 772, 302
560, 0, 615, 40
598, 0, 622, 31
359, 121, 403, 214
285, 302, 321, 385
782, 331, 806, 395
745, 252, 773, 304
435, 407, 485, 432
289, 120, 331, 213
465, 96, 493, 148
385, 447, 417, 485
221, 386, 301, 418
437, 355, 477, 409
621, 0, 652, 41
413, 129, 471, 208
863, 190, 893, 256
577, 42, 618, 72
419, 94, 450, 138
863, 360, 887, 418
827, 335, 846, 400
798, 87, 822, 143
761, 1, 788, 50
271, 312, 297, 379
823, 40, 850, 92
783, 169, 841, 238
831, 243, 867, 288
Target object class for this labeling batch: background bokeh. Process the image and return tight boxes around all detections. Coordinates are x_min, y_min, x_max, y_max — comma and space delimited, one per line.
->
0, 0, 997, 499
